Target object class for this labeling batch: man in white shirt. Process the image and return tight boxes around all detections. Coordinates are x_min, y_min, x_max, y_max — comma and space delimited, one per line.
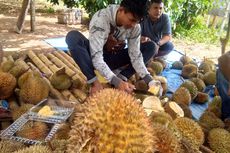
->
66, 0, 161, 95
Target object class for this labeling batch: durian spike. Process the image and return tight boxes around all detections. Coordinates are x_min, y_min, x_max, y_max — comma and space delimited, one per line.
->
199, 145, 215, 153
37, 53, 59, 73
27, 50, 53, 76
52, 51, 86, 80
46, 53, 86, 83
59, 51, 78, 67
7, 55, 14, 62
27, 62, 66, 100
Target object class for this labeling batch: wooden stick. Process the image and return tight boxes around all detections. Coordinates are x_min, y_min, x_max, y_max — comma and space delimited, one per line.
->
37, 53, 59, 73
52, 51, 86, 80
58, 51, 77, 66
27, 50, 53, 76
46, 53, 86, 83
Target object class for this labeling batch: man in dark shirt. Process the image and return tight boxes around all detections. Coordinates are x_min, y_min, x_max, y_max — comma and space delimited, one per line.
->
141, 0, 174, 57
217, 51, 230, 124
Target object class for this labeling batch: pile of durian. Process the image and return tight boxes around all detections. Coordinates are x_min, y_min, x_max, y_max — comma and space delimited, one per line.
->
0, 51, 230, 153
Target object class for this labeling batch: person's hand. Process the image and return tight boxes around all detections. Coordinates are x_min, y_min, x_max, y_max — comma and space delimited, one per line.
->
117, 80, 135, 94
90, 80, 104, 95
141, 36, 151, 43
148, 80, 163, 96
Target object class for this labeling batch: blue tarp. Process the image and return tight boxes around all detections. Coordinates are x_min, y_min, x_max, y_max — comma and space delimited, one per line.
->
44, 37, 68, 52
43, 37, 214, 120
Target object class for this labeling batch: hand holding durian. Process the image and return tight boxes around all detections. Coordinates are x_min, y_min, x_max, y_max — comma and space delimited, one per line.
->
148, 79, 163, 97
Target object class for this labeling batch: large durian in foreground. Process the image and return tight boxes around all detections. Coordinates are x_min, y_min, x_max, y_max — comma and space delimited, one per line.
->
19, 71, 49, 104
0, 140, 25, 153
0, 71, 17, 99
13, 145, 52, 153
208, 128, 230, 153
68, 89, 155, 153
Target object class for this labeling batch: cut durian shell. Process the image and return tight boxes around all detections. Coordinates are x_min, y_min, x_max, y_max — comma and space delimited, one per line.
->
142, 96, 164, 114
164, 101, 184, 119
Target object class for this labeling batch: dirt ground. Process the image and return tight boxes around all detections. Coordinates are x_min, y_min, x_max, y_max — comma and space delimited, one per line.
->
0, 0, 229, 62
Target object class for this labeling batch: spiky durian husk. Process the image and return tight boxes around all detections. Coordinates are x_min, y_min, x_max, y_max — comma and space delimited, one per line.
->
180, 55, 192, 65
0, 60, 14, 72
154, 57, 167, 69
203, 71, 216, 85
50, 139, 68, 153
181, 64, 198, 79
178, 103, 193, 119
180, 81, 198, 100
172, 61, 183, 69
19, 73, 49, 104
16, 121, 48, 140
18, 71, 33, 88
67, 89, 155, 153
148, 61, 163, 75
12, 104, 34, 120
190, 78, 206, 92
199, 111, 225, 132
8, 65, 27, 78
208, 128, 230, 153
54, 123, 71, 140
0, 72, 17, 99
194, 92, 209, 104
0, 140, 25, 153
172, 87, 191, 106
152, 123, 183, 153
149, 112, 182, 142
50, 72, 72, 90
134, 80, 148, 91
174, 117, 204, 148
172, 61, 183, 70
13, 145, 52, 153
207, 96, 222, 118
209, 96, 222, 108
197, 72, 204, 80
198, 62, 212, 74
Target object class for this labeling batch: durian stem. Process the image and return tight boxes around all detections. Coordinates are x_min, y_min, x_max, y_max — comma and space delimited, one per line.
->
199, 145, 214, 153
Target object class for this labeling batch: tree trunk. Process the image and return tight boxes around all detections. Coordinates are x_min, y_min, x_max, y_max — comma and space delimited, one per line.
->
0, 43, 3, 64
15, 0, 31, 34
220, 13, 230, 55
30, 0, 35, 32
